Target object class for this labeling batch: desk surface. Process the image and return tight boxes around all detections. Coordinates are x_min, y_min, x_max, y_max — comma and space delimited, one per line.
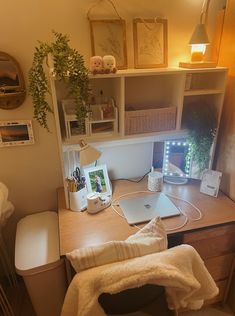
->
58, 179, 235, 256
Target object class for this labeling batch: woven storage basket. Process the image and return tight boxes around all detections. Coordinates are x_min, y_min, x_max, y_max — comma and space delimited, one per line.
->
125, 106, 176, 135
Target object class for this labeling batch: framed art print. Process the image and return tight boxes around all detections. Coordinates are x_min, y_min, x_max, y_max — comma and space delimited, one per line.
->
133, 18, 168, 69
89, 19, 128, 69
0, 120, 34, 147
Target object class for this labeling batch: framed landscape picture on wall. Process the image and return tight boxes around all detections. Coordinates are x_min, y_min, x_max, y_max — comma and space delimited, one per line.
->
0, 120, 34, 147
133, 18, 168, 69
89, 19, 128, 69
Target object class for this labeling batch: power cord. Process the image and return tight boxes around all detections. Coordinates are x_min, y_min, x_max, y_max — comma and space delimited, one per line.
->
113, 170, 150, 183
111, 190, 203, 232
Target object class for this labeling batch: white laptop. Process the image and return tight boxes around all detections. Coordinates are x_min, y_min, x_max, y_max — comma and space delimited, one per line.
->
119, 192, 180, 225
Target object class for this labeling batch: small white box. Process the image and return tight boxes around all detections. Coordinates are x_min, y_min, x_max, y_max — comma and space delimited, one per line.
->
200, 169, 222, 197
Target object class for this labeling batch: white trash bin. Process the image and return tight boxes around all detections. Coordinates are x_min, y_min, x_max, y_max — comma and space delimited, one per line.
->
15, 211, 67, 316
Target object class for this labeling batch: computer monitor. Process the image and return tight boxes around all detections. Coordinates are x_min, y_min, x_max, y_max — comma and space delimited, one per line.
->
162, 140, 192, 184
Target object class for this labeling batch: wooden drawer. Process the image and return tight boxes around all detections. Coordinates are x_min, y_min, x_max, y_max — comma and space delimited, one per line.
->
204, 253, 234, 281
183, 224, 235, 243
183, 224, 235, 259
205, 279, 227, 304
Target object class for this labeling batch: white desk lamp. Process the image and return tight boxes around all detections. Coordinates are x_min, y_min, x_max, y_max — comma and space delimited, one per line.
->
78, 139, 101, 166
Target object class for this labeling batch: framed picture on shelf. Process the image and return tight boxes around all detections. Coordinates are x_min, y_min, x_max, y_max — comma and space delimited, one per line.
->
133, 18, 168, 69
84, 164, 112, 196
0, 120, 34, 147
89, 19, 127, 69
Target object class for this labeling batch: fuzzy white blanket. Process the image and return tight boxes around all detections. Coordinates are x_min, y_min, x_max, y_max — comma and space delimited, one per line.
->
67, 217, 167, 273
61, 244, 218, 316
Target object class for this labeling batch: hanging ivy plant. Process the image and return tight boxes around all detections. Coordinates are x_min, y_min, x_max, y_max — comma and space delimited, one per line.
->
182, 102, 218, 171
28, 31, 90, 132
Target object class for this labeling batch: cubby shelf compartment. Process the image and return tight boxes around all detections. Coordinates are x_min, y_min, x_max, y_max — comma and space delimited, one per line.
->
184, 89, 224, 96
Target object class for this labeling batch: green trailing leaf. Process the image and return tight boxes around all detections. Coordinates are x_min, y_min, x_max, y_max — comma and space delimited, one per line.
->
28, 31, 90, 132
182, 102, 218, 171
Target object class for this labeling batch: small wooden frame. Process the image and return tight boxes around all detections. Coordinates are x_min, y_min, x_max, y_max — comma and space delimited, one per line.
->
89, 19, 127, 70
133, 18, 168, 69
0, 120, 34, 147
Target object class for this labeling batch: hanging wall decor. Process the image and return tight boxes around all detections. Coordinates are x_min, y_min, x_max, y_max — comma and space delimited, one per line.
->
133, 18, 168, 69
87, 0, 127, 70
0, 120, 34, 147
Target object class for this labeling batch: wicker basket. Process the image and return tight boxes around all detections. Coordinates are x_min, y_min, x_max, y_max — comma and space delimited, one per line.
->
125, 106, 176, 135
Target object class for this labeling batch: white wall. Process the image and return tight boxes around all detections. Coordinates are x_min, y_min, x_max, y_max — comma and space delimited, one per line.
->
0, 0, 226, 261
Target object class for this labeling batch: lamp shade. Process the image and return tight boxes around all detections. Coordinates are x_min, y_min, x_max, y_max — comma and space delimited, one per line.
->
78, 140, 101, 166
189, 23, 209, 45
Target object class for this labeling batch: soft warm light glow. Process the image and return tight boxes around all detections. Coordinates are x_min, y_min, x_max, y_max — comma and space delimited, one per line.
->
191, 44, 206, 62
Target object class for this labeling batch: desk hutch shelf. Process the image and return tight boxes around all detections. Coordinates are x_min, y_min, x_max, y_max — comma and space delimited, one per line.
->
51, 67, 227, 145
50, 66, 227, 207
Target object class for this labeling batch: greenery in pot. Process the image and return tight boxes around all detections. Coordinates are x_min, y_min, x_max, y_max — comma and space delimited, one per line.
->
28, 31, 90, 132
182, 102, 218, 172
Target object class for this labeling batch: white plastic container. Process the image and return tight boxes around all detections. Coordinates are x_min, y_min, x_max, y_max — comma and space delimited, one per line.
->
69, 187, 87, 211
15, 211, 67, 316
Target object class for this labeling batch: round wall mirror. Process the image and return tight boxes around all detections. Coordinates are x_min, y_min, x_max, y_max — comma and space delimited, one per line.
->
0, 52, 26, 109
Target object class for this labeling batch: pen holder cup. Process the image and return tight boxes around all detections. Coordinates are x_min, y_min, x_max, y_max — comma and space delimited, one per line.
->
69, 187, 87, 211
148, 172, 163, 192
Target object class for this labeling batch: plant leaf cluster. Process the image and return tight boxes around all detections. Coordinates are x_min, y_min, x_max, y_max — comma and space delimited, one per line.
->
28, 31, 89, 132
182, 102, 218, 171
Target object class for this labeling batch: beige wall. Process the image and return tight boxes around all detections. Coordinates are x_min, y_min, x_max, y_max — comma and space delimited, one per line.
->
0, 0, 226, 262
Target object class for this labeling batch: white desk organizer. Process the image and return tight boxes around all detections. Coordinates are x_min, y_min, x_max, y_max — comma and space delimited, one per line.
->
61, 99, 89, 138
69, 187, 88, 211
62, 99, 118, 139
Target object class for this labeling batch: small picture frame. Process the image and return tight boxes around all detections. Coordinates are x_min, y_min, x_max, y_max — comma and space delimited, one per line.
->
133, 18, 168, 69
84, 164, 112, 196
89, 19, 128, 69
200, 169, 222, 197
0, 120, 34, 147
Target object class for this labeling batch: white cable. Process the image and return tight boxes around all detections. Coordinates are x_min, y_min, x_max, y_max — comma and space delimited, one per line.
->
111, 190, 203, 232
166, 193, 202, 221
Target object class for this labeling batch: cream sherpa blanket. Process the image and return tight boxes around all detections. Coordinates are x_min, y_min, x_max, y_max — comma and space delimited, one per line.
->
61, 244, 218, 316
67, 217, 167, 273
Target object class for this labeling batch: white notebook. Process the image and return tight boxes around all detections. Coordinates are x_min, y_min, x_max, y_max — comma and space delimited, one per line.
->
119, 192, 180, 225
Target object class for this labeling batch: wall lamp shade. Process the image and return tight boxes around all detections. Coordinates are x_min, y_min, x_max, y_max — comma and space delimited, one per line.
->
189, 23, 209, 45
78, 140, 101, 166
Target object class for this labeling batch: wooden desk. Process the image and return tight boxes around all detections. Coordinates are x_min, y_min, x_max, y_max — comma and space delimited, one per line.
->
58, 179, 235, 255
58, 178, 235, 303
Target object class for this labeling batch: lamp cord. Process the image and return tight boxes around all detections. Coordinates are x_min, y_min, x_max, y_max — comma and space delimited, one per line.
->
113, 170, 150, 183
200, 0, 211, 25
111, 191, 202, 232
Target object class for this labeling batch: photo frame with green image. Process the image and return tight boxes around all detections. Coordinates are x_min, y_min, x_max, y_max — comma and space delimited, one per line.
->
84, 164, 112, 196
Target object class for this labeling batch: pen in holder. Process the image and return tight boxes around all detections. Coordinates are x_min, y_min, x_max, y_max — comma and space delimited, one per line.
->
66, 176, 87, 211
